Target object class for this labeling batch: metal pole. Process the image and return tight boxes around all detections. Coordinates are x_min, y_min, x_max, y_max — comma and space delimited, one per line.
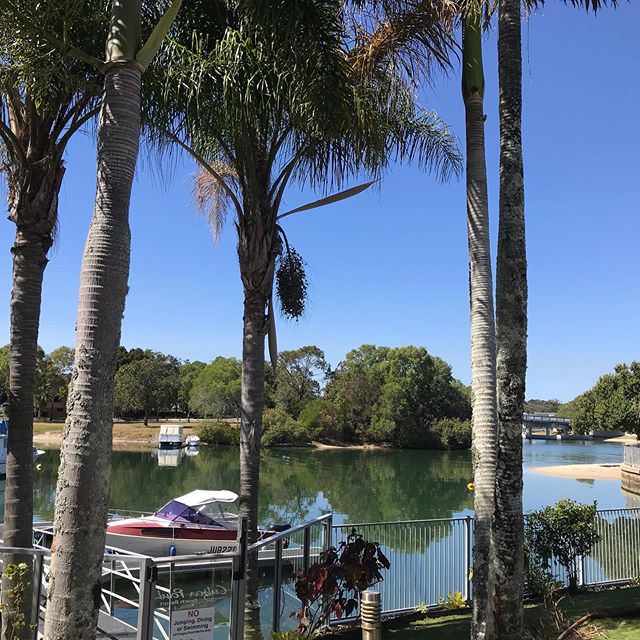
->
303, 526, 311, 572
136, 558, 157, 640
31, 554, 44, 640
464, 516, 472, 603
323, 513, 333, 551
109, 558, 115, 615
272, 539, 283, 633
229, 518, 247, 640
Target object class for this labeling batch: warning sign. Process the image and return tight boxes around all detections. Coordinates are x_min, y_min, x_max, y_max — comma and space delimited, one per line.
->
170, 606, 215, 639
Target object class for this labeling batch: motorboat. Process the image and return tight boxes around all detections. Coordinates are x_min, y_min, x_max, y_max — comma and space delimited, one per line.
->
158, 424, 185, 449
106, 490, 290, 557
185, 435, 201, 448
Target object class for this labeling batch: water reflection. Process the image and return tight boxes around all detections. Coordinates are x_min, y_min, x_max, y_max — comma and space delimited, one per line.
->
155, 449, 184, 467
29, 441, 637, 527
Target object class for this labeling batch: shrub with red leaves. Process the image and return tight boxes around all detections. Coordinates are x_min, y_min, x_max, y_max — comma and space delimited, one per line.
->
291, 530, 390, 634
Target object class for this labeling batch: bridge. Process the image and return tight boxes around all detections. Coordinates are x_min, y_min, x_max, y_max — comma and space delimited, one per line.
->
522, 412, 572, 438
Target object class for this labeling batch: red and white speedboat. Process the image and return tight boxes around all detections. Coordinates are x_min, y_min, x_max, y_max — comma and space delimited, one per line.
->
106, 490, 287, 557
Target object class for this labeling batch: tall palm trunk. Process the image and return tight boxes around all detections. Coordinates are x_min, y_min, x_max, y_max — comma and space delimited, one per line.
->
238, 205, 277, 640
494, 0, 527, 636
3, 156, 63, 638
43, 3, 142, 637
462, 11, 497, 640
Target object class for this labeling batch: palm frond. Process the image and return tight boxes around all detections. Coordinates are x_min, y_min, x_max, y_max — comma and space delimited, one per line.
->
525, 0, 617, 10
193, 163, 238, 242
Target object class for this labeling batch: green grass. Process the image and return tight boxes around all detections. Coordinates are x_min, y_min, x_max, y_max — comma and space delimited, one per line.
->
381, 588, 640, 640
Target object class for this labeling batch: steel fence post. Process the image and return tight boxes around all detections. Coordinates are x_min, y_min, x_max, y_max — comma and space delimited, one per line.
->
230, 518, 247, 640
272, 539, 283, 633
303, 526, 311, 573
137, 558, 157, 640
31, 553, 44, 640
464, 516, 472, 603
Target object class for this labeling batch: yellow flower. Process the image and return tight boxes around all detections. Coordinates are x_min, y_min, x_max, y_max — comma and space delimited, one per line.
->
466, 482, 474, 491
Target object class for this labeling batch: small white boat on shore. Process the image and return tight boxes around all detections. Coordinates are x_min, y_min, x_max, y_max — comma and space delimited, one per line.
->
185, 435, 201, 448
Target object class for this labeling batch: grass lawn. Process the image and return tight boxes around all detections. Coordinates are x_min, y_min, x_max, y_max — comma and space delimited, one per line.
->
382, 588, 640, 640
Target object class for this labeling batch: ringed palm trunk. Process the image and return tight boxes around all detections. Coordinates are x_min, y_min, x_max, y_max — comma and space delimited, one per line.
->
43, 3, 142, 634
3, 157, 63, 638
238, 211, 277, 640
462, 11, 498, 640
494, 0, 527, 636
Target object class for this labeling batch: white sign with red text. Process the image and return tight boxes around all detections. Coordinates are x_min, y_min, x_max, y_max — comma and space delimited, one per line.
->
170, 606, 215, 640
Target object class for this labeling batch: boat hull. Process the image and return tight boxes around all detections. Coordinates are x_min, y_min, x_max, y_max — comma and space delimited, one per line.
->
105, 531, 240, 557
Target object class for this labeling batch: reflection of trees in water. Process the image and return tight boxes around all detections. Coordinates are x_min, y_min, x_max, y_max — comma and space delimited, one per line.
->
29, 447, 474, 547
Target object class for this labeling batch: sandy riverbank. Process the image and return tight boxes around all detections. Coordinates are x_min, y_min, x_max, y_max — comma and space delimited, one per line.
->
530, 463, 622, 480
33, 421, 197, 450
32, 422, 384, 451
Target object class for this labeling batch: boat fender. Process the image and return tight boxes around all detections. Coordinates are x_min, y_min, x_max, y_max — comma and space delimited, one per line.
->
169, 544, 177, 557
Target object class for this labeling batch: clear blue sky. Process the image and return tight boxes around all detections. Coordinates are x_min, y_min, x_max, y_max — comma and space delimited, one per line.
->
1, 4, 637, 402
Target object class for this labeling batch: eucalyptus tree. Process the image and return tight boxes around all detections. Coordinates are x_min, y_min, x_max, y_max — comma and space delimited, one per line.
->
0, 0, 104, 570
152, 1, 461, 633
38, 1, 183, 638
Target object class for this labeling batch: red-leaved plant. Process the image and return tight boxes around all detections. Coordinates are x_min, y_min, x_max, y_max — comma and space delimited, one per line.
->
291, 530, 390, 634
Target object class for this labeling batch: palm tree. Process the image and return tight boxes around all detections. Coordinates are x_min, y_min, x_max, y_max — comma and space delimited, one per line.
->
461, 8, 498, 639
153, 2, 461, 634
0, 2, 105, 633
493, 1, 615, 637
0, 0, 103, 547
493, 0, 526, 635
42, 2, 182, 638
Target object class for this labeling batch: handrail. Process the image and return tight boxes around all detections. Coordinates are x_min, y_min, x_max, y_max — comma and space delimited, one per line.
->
248, 512, 332, 552
334, 516, 470, 528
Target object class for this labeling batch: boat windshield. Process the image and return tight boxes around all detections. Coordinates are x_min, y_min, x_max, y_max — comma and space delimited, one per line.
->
155, 500, 218, 526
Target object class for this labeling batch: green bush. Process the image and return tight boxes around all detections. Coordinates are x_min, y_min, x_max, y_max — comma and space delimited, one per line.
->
526, 499, 601, 593
430, 418, 472, 450
298, 399, 341, 441
196, 420, 240, 446
262, 408, 311, 447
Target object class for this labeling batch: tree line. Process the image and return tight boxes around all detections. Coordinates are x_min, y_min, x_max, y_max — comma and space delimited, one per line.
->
195, 344, 472, 449
557, 362, 640, 437
18, 342, 472, 448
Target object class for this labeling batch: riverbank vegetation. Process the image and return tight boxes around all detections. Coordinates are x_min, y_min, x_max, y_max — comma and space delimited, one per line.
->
558, 362, 640, 437
23, 342, 472, 449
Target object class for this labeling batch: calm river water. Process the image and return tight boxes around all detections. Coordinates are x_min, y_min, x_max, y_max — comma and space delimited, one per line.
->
23, 439, 638, 526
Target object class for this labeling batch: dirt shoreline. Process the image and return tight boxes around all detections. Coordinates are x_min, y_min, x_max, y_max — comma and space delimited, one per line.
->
530, 463, 622, 480
32, 423, 386, 451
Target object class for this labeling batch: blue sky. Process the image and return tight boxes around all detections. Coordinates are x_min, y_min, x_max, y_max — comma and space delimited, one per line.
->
1, 3, 637, 402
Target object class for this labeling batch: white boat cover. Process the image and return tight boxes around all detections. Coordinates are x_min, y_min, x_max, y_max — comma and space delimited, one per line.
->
175, 490, 238, 506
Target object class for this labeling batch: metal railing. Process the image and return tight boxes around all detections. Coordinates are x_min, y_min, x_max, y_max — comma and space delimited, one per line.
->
241, 512, 333, 636
333, 517, 472, 618
4, 507, 640, 638
0, 542, 240, 640
331, 507, 640, 620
